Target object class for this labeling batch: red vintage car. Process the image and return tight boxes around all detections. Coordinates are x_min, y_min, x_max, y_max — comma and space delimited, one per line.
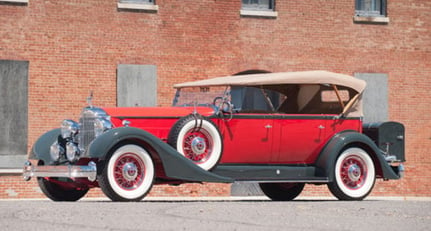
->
23, 71, 405, 202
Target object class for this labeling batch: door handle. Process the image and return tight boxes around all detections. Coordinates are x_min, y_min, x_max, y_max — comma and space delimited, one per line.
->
265, 125, 272, 129
318, 125, 325, 129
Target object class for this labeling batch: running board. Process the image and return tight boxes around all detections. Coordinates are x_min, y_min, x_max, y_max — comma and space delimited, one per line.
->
212, 165, 329, 183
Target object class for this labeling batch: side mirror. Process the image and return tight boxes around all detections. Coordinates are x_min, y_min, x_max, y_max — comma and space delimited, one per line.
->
221, 100, 233, 113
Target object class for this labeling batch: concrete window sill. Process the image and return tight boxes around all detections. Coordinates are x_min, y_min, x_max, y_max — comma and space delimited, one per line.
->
353, 16, 389, 24
0, 169, 22, 175
117, 2, 158, 12
0, 0, 28, 4
240, 10, 278, 18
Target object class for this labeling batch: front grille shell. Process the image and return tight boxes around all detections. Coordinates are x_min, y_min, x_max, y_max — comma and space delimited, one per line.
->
78, 107, 110, 155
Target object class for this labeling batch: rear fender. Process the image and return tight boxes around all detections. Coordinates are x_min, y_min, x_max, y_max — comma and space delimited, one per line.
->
87, 127, 233, 183
315, 131, 400, 181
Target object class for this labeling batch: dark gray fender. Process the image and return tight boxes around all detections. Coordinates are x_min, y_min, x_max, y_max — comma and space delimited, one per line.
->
30, 128, 61, 164
315, 131, 400, 181
87, 127, 233, 183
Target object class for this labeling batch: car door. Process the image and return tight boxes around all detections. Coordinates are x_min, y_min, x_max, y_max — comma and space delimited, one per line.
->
274, 115, 331, 164
216, 114, 275, 164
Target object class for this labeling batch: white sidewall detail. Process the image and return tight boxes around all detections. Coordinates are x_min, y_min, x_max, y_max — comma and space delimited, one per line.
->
335, 148, 375, 198
176, 119, 222, 170
107, 145, 154, 200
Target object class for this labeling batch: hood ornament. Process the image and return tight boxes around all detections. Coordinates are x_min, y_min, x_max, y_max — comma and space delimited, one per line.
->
87, 91, 94, 108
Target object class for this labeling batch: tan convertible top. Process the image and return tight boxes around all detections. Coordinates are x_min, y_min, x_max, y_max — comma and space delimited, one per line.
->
174, 71, 366, 117
174, 70, 366, 94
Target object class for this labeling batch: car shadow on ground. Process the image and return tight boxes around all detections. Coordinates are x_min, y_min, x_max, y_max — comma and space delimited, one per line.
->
80, 196, 365, 203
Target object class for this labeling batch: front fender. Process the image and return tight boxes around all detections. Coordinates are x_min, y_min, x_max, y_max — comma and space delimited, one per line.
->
315, 131, 400, 181
30, 128, 61, 164
87, 127, 233, 183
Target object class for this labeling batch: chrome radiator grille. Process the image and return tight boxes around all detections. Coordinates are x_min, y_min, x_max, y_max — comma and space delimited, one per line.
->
79, 117, 95, 150
77, 107, 110, 154
78, 116, 96, 152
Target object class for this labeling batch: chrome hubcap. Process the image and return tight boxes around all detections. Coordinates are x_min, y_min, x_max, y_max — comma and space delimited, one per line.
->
347, 164, 361, 182
122, 162, 138, 181
191, 137, 206, 155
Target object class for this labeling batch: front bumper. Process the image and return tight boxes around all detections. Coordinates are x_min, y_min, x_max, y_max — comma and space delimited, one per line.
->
23, 161, 97, 182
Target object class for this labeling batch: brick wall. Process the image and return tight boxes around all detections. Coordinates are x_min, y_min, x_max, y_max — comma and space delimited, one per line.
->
0, 0, 430, 199
0, 176, 231, 199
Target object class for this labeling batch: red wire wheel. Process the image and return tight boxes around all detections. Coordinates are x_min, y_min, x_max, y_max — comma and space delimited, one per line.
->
112, 153, 146, 190
328, 147, 376, 200
182, 129, 214, 163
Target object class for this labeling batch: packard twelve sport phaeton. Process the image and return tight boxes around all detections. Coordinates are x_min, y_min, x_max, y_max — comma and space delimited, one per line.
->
23, 71, 405, 202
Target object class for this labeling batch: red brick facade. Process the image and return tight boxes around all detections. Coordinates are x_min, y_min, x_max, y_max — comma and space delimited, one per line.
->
0, 0, 430, 199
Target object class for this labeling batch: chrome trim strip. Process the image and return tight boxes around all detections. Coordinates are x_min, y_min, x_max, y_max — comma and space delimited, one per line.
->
23, 161, 97, 182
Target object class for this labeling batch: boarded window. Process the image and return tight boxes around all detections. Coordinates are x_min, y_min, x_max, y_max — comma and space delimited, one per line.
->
117, 64, 157, 107
0, 60, 28, 169
355, 73, 388, 123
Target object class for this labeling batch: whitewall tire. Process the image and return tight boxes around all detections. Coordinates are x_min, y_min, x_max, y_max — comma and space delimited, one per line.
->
99, 144, 154, 202
168, 115, 222, 171
328, 147, 376, 200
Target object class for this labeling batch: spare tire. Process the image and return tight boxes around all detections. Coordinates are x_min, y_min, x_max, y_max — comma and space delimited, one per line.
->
168, 114, 222, 170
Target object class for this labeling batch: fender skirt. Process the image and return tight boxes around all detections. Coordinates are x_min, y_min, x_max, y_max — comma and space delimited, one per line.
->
87, 127, 233, 183
315, 131, 400, 181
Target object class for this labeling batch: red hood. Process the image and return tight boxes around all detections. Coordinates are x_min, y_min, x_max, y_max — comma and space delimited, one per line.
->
102, 106, 216, 118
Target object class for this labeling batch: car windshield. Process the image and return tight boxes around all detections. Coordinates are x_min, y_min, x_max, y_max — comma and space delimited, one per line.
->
173, 86, 229, 107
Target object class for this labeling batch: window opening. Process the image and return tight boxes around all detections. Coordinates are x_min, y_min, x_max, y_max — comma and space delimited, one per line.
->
355, 0, 386, 17
242, 0, 274, 11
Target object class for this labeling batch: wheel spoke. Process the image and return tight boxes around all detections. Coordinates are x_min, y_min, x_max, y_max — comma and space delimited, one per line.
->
112, 153, 146, 190
183, 130, 213, 163
339, 155, 368, 189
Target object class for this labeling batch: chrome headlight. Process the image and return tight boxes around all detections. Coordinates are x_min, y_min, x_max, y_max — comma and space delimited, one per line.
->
94, 117, 113, 137
50, 141, 63, 161
66, 142, 80, 162
61, 119, 79, 139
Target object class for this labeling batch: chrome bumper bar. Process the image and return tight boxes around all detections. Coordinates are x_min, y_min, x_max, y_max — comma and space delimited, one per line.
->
23, 161, 97, 182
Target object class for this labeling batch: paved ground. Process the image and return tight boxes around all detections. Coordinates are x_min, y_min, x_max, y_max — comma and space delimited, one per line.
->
0, 197, 430, 231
